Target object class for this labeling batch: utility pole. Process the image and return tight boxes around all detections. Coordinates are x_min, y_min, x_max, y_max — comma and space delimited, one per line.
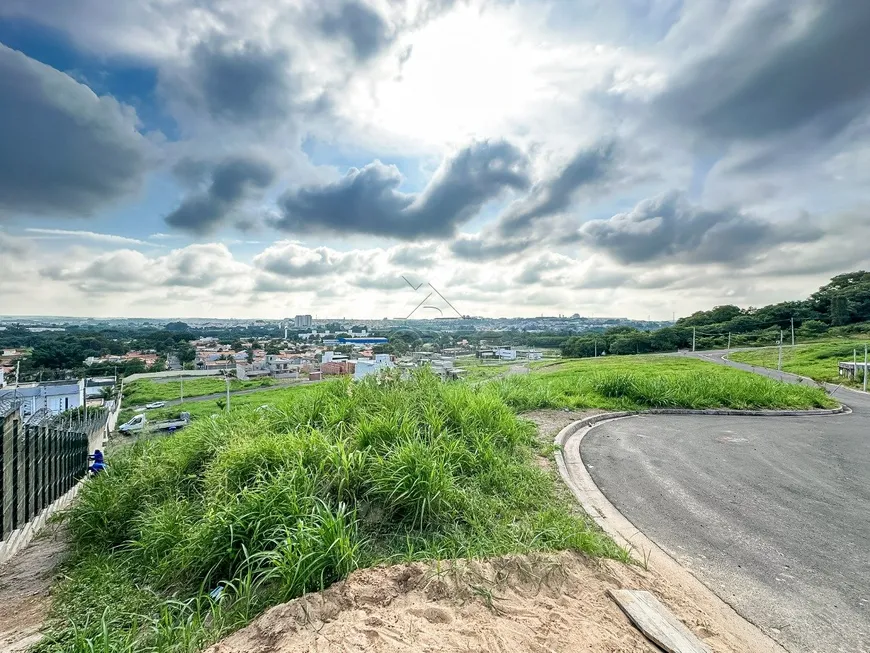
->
791, 317, 795, 347
180, 374, 184, 403
727, 332, 731, 351
225, 374, 231, 413
692, 327, 696, 352
594, 340, 597, 358
854, 348, 858, 382
864, 345, 868, 393
778, 329, 784, 371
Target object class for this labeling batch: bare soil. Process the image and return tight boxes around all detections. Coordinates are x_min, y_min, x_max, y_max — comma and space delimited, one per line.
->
0, 525, 67, 652
208, 551, 738, 653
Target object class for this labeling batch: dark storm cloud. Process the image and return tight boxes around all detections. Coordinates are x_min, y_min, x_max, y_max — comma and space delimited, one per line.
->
0, 43, 149, 218
274, 140, 531, 240
578, 191, 822, 265
319, 1, 393, 60
658, 3, 870, 141
496, 140, 617, 237
165, 156, 276, 234
188, 39, 292, 124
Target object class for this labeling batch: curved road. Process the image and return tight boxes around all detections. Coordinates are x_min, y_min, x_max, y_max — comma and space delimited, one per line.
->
582, 351, 869, 653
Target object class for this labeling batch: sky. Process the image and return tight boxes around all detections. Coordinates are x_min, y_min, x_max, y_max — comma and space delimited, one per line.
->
1, 0, 869, 320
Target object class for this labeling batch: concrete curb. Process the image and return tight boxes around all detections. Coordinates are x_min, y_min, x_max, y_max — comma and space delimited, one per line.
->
554, 411, 801, 653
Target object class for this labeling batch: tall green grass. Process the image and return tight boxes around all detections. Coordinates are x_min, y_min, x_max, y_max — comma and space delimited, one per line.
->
123, 378, 277, 406
43, 358, 834, 652
729, 341, 870, 386
40, 372, 623, 653
491, 356, 835, 411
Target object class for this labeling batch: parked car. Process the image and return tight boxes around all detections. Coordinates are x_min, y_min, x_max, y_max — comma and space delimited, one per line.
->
145, 401, 167, 409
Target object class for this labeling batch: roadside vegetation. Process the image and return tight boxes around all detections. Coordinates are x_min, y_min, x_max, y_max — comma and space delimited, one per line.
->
122, 377, 277, 406
39, 372, 626, 652
729, 341, 870, 387
490, 356, 836, 411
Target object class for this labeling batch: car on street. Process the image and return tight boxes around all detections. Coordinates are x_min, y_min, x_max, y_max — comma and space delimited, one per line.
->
145, 401, 167, 409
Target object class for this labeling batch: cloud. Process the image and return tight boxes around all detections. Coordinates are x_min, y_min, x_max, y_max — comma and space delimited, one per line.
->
41, 243, 247, 293
169, 38, 294, 126
165, 155, 276, 234
254, 241, 349, 278
577, 191, 823, 265
449, 234, 534, 262
0, 43, 149, 218
274, 139, 531, 239
496, 141, 617, 237
319, 1, 394, 60
0, 231, 31, 258
25, 228, 150, 246
657, 3, 870, 141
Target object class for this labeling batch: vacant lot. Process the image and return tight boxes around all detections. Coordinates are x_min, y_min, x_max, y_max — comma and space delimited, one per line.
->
729, 340, 870, 386
491, 355, 835, 411
122, 377, 277, 406
54, 357, 832, 652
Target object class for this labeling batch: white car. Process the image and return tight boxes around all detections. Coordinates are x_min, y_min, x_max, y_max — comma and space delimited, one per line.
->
145, 401, 167, 409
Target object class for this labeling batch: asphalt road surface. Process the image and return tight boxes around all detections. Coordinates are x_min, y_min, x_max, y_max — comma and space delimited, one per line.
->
582, 351, 870, 653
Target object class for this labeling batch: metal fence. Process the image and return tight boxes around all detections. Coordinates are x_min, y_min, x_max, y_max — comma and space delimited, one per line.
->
0, 399, 107, 541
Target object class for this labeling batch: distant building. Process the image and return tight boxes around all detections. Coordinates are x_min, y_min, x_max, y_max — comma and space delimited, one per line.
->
354, 354, 394, 380
527, 351, 543, 360
496, 348, 517, 360
84, 377, 116, 400
337, 337, 388, 345
0, 379, 84, 417
294, 314, 313, 328
0, 368, 4, 389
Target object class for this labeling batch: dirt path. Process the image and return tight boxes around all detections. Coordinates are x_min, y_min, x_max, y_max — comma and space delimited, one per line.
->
0, 525, 67, 652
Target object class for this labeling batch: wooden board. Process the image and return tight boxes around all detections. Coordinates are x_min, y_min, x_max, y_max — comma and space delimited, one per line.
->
608, 589, 712, 653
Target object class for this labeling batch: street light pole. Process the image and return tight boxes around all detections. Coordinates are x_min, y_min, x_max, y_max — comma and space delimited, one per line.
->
692, 327, 696, 352
791, 317, 795, 347
180, 374, 184, 403
778, 329, 783, 371
864, 345, 868, 393
225, 374, 231, 413
727, 332, 731, 351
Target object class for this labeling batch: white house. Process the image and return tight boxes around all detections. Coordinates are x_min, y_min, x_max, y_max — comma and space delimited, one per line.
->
1, 379, 85, 417
353, 354, 394, 380
0, 368, 4, 389
527, 351, 543, 360
496, 348, 517, 360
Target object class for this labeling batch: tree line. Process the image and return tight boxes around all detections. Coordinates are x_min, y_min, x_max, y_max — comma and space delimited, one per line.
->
561, 271, 870, 358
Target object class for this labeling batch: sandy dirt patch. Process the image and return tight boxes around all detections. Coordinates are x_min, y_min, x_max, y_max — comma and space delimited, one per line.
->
0, 525, 67, 652
208, 550, 741, 653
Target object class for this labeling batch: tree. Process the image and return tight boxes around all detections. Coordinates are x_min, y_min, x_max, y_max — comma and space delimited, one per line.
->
798, 320, 828, 337
149, 358, 167, 372
177, 342, 196, 365
246, 348, 254, 363
230, 339, 244, 351
165, 321, 190, 332
831, 295, 850, 326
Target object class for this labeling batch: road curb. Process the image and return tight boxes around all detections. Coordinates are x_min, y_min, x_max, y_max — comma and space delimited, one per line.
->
554, 411, 790, 653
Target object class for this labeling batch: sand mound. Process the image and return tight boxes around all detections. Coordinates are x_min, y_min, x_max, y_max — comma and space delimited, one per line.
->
208, 551, 735, 653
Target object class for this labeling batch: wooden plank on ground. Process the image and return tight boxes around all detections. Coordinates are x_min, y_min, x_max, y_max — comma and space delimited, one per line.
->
608, 589, 712, 653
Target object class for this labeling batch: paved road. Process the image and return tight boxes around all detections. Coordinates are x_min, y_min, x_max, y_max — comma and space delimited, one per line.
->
582, 351, 870, 653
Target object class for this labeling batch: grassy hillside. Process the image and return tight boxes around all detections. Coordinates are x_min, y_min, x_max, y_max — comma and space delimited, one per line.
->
122, 377, 277, 406
48, 358, 834, 652
40, 373, 626, 652
729, 341, 870, 386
